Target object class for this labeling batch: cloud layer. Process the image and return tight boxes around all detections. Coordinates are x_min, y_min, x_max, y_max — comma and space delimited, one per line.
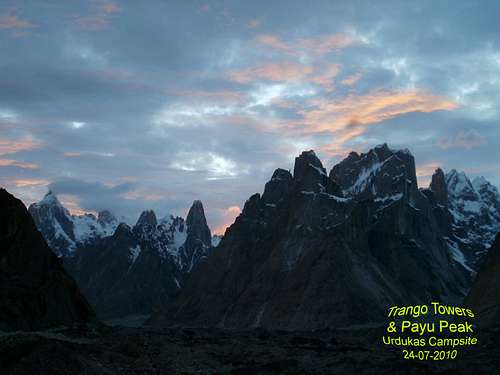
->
1, 0, 499, 233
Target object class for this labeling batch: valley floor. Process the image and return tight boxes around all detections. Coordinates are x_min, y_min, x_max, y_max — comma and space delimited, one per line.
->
0, 325, 498, 374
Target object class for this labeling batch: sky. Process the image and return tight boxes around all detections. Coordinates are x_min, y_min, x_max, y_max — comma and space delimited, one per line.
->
1, 0, 500, 234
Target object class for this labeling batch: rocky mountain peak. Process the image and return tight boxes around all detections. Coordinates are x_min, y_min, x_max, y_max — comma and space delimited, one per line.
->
184, 200, 212, 266
29, 190, 68, 216
98, 210, 117, 225
473, 177, 500, 205
429, 168, 448, 205
40, 189, 63, 206
28, 190, 118, 257
135, 210, 157, 229
293, 150, 340, 194
186, 201, 206, 227
114, 222, 133, 237
445, 169, 479, 202
151, 146, 470, 330
293, 150, 324, 181
330, 143, 417, 200
262, 168, 293, 204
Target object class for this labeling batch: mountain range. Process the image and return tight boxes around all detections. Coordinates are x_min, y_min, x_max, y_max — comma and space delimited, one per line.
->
29, 192, 216, 319
151, 144, 500, 329
26, 144, 500, 326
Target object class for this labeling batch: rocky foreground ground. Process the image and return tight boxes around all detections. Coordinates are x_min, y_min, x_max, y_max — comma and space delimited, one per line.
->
0, 325, 499, 374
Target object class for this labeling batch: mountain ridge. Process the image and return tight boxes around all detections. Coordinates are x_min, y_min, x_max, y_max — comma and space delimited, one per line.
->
150, 144, 489, 329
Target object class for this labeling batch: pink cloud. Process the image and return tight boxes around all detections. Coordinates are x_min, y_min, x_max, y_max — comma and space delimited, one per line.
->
0, 159, 38, 169
12, 178, 49, 187
309, 64, 340, 91
416, 162, 442, 187
58, 194, 97, 216
303, 90, 459, 134
298, 34, 355, 55
296, 89, 459, 155
227, 62, 313, 83
0, 138, 41, 155
213, 205, 242, 235
341, 72, 362, 86
255, 34, 296, 55
255, 33, 357, 57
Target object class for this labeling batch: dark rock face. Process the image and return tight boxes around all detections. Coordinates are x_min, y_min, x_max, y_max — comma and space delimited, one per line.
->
0, 189, 95, 331
330, 143, 417, 201
64, 201, 214, 319
180, 200, 212, 272
134, 210, 157, 237
65, 222, 180, 318
429, 168, 448, 205
150, 146, 470, 330
465, 233, 500, 327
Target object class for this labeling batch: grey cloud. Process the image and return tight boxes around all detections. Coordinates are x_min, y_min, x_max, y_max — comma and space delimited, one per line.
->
1, 0, 500, 231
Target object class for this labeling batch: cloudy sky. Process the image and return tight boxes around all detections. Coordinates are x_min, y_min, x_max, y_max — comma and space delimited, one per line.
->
1, 0, 499, 233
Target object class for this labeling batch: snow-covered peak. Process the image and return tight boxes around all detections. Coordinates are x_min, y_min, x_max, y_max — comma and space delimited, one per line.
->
29, 190, 119, 257
444, 170, 500, 254
472, 176, 500, 201
331, 143, 417, 200
42, 189, 60, 203
446, 169, 477, 199
373, 143, 412, 157
32, 190, 66, 210
472, 176, 489, 189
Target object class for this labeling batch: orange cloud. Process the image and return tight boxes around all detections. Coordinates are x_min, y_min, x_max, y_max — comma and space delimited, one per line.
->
0, 159, 38, 169
59, 194, 97, 216
303, 90, 458, 134
0, 14, 37, 30
255, 34, 296, 55
227, 62, 313, 83
0, 138, 41, 155
300, 90, 458, 155
298, 34, 355, 55
12, 179, 49, 187
309, 64, 340, 91
213, 205, 241, 235
226, 61, 341, 90
341, 72, 362, 86
256, 33, 356, 56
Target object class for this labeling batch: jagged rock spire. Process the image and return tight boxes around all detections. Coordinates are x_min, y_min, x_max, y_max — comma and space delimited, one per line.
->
186, 200, 211, 248
429, 168, 448, 205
